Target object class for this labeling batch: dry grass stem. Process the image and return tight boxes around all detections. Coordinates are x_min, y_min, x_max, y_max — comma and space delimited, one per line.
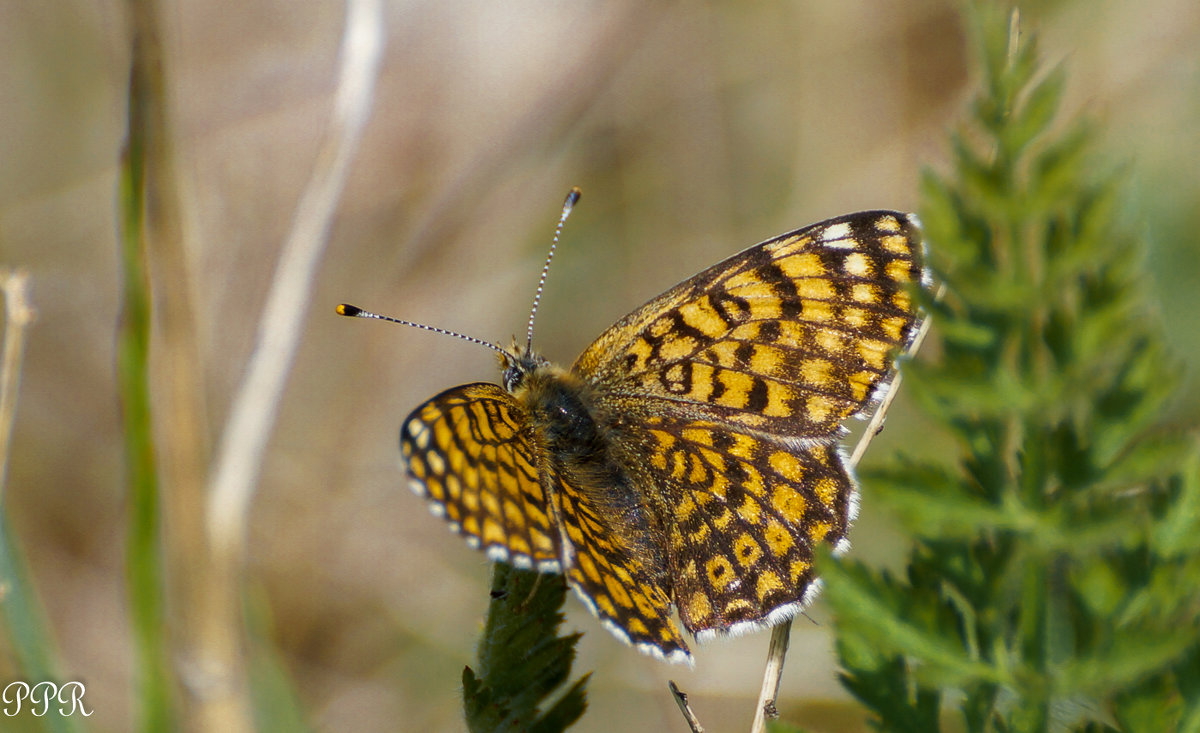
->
0, 270, 35, 502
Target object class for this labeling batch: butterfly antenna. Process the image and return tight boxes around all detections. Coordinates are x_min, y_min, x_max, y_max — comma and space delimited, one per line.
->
336, 304, 510, 359
525, 187, 582, 352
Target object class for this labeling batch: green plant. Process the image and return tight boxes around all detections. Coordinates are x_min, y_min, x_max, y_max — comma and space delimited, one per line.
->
822, 5, 1200, 732
462, 564, 590, 733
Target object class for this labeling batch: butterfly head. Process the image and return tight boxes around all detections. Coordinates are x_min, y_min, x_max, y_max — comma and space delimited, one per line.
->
500, 342, 551, 394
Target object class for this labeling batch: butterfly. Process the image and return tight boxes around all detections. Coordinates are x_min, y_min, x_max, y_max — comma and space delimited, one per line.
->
340, 191, 925, 663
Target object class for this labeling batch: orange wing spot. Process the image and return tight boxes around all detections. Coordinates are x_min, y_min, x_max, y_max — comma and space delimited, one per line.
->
768, 450, 805, 482
802, 299, 835, 324
741, 463, 767, 496
764, 520, 794, 557
679, 297, 731, 338
462, 516, 480, 537
772, 484, 808, 523
503, 501, 527, 529
508, 534, 531, 556
876, 215, 903, 234
733, 534, 764, 568
755, 570, 784, 600
842, 306, 870, 329
728, 433, 759, 460
748, 344, 785, 377
763, 382, 794, 418
482, 519, 505, 546
626, 337, 654, 372
681, 426, 713, 445
679, 559, 699, 581
886, 259, 915, 283
627, 618, 651, 636
594, 593, 618, 618
431, 422, 454, 450
737, 495, 762, 524
605, 575, 635, 609
706, 555, 736, 590
683, 363, 716, 402
800, 358, 833, 387
805, 394, 836, 424
851, 283, 879, 304
813, 328, 846, 355
858, 339, 890, 370
408, 455, 427, 479
712, 508, 734, 530
789, 558, 812, 583
796, 276, 836, 301
659, 333, 700, 362
676, 495, 697, 522
813, 477, 840, 509
807, 520, 832, 543
480, 490, 500, 518
714, 370, 755, 409
531, 528, 555, 556
763, 233, 812, 257
611, 563, 635, 588
881, 315, 909, 342
461, 487, 480, 513
686, 591, 713, 625
776, 252, 826, 279
669, 450, 687, 480
848, 371, 875, 401
468, 402, 497, 442
649, 315, 674, 339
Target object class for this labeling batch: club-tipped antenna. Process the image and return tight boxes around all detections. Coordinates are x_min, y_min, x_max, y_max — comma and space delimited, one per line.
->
525, 186, 582, 351
336, 303, 510, 359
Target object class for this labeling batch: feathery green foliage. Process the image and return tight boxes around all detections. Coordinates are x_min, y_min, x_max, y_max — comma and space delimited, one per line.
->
463, 563, 590, 733
822, 5, 1200, 733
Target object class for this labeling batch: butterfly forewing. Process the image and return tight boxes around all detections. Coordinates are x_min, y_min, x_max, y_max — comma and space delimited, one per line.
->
546, 466, 690, 662
575, 211, 924, 437
400, 383, 561, 571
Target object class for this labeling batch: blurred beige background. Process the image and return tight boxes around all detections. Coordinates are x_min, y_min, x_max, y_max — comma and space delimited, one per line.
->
2, 1, 1197, 731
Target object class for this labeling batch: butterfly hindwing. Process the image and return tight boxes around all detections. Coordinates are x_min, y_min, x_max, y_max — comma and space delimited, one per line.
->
612, 416, 855, 638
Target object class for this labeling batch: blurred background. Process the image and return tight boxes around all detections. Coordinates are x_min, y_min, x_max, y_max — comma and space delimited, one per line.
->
1, 1, 1198, 731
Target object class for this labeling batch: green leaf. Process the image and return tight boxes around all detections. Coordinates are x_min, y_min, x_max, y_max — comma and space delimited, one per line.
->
463, 564, 589, 733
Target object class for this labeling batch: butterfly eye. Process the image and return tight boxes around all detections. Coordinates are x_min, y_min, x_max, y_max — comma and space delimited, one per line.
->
503, 364, 525, 393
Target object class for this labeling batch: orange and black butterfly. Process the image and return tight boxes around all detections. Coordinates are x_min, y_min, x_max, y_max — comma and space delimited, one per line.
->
340, 190, 926, 663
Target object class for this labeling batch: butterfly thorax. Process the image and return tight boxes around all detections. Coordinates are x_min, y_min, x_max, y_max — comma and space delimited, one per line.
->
502, 346, 669, 583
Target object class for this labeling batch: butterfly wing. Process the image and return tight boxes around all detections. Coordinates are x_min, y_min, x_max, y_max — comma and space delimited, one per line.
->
400, 383, 561, 571
404, 381, 692, 660
573, 211, 925, 637
576, 211, 925, 435
546, 465, 691, 662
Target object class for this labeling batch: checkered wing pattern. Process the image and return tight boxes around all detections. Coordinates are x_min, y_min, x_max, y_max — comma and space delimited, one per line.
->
576, 211, 924, 436
400, 383, 560, 571
547, 467, 689, 660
